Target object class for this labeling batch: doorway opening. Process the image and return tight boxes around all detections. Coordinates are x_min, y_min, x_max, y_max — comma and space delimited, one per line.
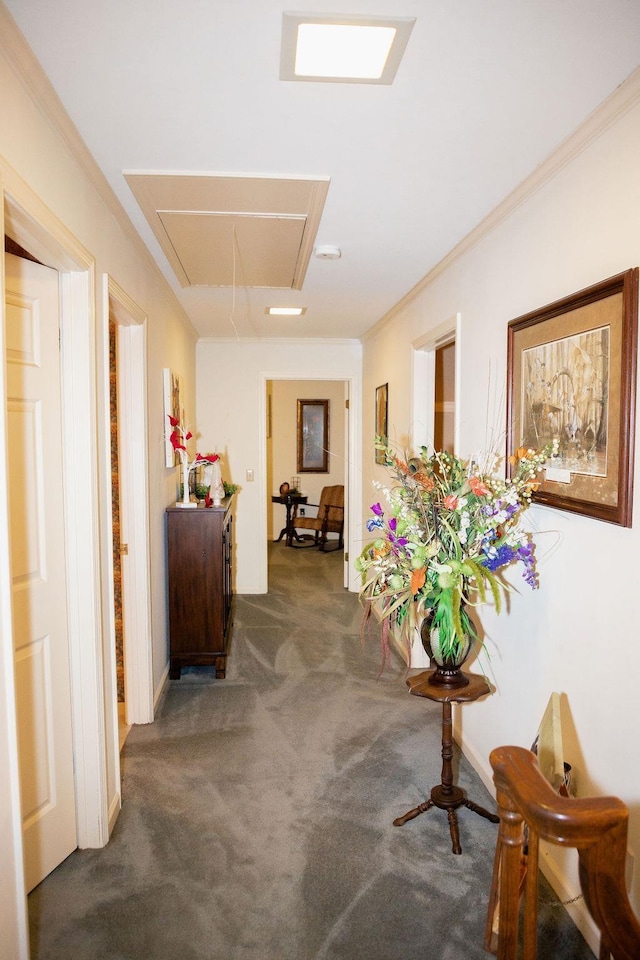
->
412, 313, 461, 454
104, 276, 153, 751
409, 315, 461, 668
266, 377, 350, 590
434, 340, 456, 454
108, 316, 129, 750
3, 182, 111, 859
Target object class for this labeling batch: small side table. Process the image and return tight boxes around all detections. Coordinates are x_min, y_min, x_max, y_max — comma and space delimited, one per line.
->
393, 669, 499, 854
272, 494, 308, 547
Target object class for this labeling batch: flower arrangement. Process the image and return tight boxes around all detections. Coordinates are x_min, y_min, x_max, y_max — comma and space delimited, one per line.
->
357, 437, 556, 666
168, 415, 222, 508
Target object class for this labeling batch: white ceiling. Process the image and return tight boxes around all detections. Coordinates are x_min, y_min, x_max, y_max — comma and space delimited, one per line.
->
4, 0, 640, 341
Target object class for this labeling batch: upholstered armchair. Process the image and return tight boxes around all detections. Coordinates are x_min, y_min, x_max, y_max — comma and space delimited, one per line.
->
290, 484, 344, 552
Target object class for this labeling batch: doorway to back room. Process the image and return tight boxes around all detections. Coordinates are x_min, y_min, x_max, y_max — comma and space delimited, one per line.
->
266, 378, 349, 588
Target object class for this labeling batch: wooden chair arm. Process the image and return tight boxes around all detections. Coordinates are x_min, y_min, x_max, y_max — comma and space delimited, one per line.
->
318, 503, 343, 528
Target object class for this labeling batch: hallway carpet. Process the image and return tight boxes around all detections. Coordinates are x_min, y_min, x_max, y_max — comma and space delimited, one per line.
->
29, 543, 593, 959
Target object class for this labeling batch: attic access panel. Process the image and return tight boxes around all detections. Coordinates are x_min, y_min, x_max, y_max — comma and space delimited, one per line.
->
124, 172, 330, 289
157, 211, 306, 288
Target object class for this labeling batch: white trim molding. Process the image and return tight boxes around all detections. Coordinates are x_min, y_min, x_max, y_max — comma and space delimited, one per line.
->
104, 276, 154, 726
2, 156, 111, 858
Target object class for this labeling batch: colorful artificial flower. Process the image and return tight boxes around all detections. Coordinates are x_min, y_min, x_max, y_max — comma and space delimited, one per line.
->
357, 437, 557, 664
167, 416, 223, 506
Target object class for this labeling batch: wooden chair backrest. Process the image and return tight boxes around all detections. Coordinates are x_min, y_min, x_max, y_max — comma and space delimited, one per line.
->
318, 485, 344, 524
485, 745, 640, 960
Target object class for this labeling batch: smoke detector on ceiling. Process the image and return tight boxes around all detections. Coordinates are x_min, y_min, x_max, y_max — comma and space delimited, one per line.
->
314, 244, 342, 260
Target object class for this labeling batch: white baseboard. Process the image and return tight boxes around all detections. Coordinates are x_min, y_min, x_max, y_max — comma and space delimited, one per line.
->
538, 846, 599, 957
153, 662, 171, 715
107, 790, 121, 836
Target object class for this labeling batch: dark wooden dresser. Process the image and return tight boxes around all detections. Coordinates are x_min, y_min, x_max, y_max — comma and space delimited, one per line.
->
166, 497, 234, 679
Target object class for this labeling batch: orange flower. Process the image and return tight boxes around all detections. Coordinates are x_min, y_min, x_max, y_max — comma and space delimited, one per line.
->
443, 494, 459, 509
509, 447, 534, 465
411, 566, 426, 593
469, 476, 490, 496
414, 472, 436, 491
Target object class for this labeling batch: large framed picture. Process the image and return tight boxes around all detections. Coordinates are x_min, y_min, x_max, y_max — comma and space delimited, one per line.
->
375, 383, 388, 464
506, 268, 638, 527
297, 399, 329, 473
163, 368, 182, 468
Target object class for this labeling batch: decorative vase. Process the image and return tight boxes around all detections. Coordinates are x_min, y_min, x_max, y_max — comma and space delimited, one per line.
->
209, 459, 224, 507
420, 611, 472, 688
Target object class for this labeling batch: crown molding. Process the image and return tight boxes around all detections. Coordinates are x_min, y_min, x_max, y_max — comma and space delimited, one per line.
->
362, 66, 640, 344
0, 3, 197, 338
196, 336, 362, 346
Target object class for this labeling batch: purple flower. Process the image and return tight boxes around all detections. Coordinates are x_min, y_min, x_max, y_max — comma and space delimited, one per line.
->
371, 502, 384, 516
482, 544, 517, 571
484, 500, 519, 520
517, 542, 538, 587
388, 517, 397, 532
482, 540, 539, 587
389, 533, 408, 554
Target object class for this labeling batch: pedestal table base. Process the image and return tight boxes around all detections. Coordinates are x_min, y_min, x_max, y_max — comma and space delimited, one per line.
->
393, 670, 499, 855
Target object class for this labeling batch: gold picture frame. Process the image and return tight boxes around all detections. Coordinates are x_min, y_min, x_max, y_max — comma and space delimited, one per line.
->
506, 268, 638, 526
297, 399, 329, 473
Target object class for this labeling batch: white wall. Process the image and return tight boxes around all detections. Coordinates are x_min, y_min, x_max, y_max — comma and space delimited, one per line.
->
361, 72, 640, 946
269, 379, 345, 538
196, 339, 361, 593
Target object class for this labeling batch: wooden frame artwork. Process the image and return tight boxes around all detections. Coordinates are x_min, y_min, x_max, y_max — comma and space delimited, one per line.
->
507, 268, 638, 527
297, 399, 329, 473
163, 368, 182, 468
375, 383, 388, 464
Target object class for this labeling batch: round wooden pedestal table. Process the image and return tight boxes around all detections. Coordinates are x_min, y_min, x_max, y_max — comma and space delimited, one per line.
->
393, 669, 499, 855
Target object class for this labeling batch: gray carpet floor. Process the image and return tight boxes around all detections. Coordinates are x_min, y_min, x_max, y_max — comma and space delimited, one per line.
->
28, 542, 593, 959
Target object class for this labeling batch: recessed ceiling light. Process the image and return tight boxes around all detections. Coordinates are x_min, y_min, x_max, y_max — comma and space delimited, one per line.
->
280, 13, 415, 85
266, 306, 307, 316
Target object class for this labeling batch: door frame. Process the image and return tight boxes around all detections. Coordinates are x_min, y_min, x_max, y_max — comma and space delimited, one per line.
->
258, 372, 361, 594
412, 313, 461, 453
408, 314, 461, 669
104, 276, 153, 725
1, 159, 110, 955
103, 276, 153, 828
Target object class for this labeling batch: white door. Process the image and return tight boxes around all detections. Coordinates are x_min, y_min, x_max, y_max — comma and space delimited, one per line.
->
5, 252, 77, 892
